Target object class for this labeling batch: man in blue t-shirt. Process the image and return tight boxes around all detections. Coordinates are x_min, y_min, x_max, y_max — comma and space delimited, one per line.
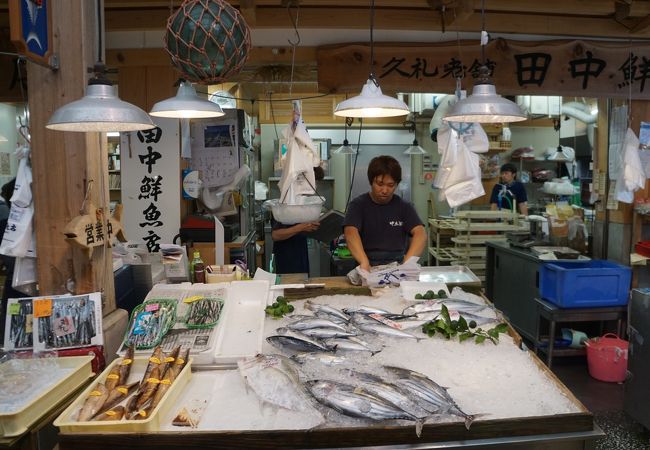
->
343, 155, 426, 271
490, 163, 528, 215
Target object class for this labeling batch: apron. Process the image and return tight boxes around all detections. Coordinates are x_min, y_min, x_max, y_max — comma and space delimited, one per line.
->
366, 250, 404, 267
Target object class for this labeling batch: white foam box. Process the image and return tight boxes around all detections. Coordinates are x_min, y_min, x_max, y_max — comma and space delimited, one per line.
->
54, 355, 192, 433
212, 280, 269, 366
0, 355, 94, 437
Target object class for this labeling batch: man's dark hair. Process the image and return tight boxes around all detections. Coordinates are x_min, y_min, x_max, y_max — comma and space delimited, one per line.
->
1, 178, 15, 206
367, 155, 402, 185
500, 163, 517, 174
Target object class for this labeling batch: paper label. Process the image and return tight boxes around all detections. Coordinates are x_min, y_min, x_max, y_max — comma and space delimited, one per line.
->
8, 303, 20, 315
33, 299, 53, 318
183, 295, 203, 304
145, 303, 159, 312
53, 315, 76, 337
133, 311, 153, 335
25, 314, 33, 334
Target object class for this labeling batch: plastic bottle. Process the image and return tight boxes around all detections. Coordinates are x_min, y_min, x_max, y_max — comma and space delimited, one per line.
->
191, 251, 205, 283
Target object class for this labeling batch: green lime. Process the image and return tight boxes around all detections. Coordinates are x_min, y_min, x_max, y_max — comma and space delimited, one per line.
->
437, 290, 447, 298
272, 302, 279, 308
288, 304, 295, 312
469, 320, 477, 329
415, 293, 423, 299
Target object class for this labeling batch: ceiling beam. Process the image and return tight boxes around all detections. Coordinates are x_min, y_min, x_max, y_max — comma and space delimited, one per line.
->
240, 0, 257, 26
103, 6, 650, 38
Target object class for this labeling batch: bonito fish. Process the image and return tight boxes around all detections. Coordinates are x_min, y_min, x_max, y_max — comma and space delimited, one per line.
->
77, 383, 109, 421
323, 338, 377, 354
239, 354, 323, 419
306, 380, 419, 423
304, 301, 351, 323
383, 366, 476, 429
291, 352, 348, 366
268, 329, 331, 353
287, 317, 348, 332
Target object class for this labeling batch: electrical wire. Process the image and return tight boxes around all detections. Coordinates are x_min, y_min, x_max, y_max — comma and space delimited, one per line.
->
268, 92, 280, 144
344, 118, 363, 214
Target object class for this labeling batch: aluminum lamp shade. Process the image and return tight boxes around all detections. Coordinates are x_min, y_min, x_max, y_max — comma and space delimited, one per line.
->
333, 139, 356, 155
334, 78, 410, 118
443, 83, 527, 124
404, 140, 427, 155
150, 81, 224, 118
47, 83, 156, 132
548, 146, 573, 162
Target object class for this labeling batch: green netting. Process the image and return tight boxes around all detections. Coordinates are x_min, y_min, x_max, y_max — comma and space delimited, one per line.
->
164, 0, 251, 83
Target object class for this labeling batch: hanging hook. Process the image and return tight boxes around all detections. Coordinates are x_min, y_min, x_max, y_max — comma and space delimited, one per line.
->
286, 1, 301, 47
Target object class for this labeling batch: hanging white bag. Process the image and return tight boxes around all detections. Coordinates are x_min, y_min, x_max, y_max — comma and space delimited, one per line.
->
12, 255, 38, 296
461, 123, 489, 154
0, 203, 34, 257
11, 146, 32, 208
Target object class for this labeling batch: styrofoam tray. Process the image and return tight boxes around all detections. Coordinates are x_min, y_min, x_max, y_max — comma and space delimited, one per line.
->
0, 355, 93, 437
400, 281, 450, 301
419, 266, 481, 285
54, 355, 192, 433
212, 280, 269, 366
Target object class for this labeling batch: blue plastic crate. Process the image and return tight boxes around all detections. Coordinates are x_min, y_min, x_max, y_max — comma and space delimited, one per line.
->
539, 260, 631, 308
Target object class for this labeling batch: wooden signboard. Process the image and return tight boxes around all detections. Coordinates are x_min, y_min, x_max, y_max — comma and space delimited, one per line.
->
318, 39, 650, 99
8, 0, 54, 68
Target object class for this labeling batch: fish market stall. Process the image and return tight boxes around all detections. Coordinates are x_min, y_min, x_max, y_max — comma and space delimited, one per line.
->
56, 276, 602, 449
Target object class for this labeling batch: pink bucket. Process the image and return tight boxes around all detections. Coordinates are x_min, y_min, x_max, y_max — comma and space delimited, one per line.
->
585, 333, 628, 383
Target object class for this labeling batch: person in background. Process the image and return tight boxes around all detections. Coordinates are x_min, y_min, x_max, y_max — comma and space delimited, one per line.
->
0, 178, 23, 346
490, 163, 528, 215
343, 155, 426, 271
271, 166, 324, 274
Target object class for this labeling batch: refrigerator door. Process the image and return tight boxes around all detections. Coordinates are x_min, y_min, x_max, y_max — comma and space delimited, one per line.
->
624, 288, 650, 429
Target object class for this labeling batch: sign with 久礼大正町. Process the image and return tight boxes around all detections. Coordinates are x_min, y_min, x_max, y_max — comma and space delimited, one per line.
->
121, 118, 180, 253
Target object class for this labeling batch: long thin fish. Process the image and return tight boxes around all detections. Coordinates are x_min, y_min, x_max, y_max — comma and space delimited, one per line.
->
103, 364, 122, 391
150, 348, 189, 411
136, 366, 161, 409
94, 381, 139, 417
92, 406, 125, 421
77, 383, 109, 421
267, 335, 331, 353
118, 346, 135, 385
358, 322, 422, 341
139, 346, 163, 388
304, 301, 350, 322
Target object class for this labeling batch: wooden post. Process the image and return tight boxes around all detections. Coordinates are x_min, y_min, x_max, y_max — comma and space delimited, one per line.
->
27, 1, 115, 314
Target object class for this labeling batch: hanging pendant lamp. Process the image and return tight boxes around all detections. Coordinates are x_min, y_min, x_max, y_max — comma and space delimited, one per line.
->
150, 80, 224, 119
548, 145, 572, 162
334, 117, 357, 154
405, 139, 426, 155
47, 68, 156, 132
334, 0, 409, 118
443, 1, 526, 124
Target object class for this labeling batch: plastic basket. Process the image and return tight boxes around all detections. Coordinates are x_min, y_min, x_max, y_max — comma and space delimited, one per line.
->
585, 333, 628, 383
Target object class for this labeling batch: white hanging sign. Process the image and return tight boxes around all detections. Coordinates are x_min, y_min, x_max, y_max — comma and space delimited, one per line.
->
121, 118, 180, 252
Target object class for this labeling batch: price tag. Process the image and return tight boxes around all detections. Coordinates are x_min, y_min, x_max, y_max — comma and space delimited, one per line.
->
8, 303, 21, 315
183, 295, 203, 304
33, 299, 53, 318
145, 303, 160, 312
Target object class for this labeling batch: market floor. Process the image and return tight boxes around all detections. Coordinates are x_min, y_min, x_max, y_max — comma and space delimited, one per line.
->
551, 358, 650, 450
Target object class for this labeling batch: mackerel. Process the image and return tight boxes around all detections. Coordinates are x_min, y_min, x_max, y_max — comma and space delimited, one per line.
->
267, 335, 331, 353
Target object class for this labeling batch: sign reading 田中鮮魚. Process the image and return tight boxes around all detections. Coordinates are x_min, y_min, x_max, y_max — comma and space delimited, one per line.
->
121, 118, 181, 253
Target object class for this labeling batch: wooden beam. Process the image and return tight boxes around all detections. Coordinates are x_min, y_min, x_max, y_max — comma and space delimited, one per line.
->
615, 0, 632, 21
240, 0, 257, 26
27, 1, 115, 311
630, 13, 650, 32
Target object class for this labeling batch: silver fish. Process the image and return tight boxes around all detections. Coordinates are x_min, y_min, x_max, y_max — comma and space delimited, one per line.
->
305, 380, 419, 422
304, 301, 351, 322
291, 352, 347, 365
343, 370, 430, 419
358, 322, 422, 341
324, 337, 378, 354
315, 311, 348, 325
287, 317, 348, 332
383, 366, 475, 429
267, 335, 331, 353
403, 299, 491, 316
343, 305, 394, 316
298, 328, 357, 339
238, 354, 322, 417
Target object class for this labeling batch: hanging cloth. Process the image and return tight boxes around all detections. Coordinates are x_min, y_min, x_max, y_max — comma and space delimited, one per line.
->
278, 101, 320, 204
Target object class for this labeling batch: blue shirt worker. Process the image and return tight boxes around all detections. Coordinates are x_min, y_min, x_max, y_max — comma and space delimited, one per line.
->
490, 163, 528, 215
343, 155, 426, 272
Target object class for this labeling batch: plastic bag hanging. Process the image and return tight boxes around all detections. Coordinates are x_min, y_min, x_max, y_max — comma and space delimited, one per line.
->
277, 100, 320, 205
